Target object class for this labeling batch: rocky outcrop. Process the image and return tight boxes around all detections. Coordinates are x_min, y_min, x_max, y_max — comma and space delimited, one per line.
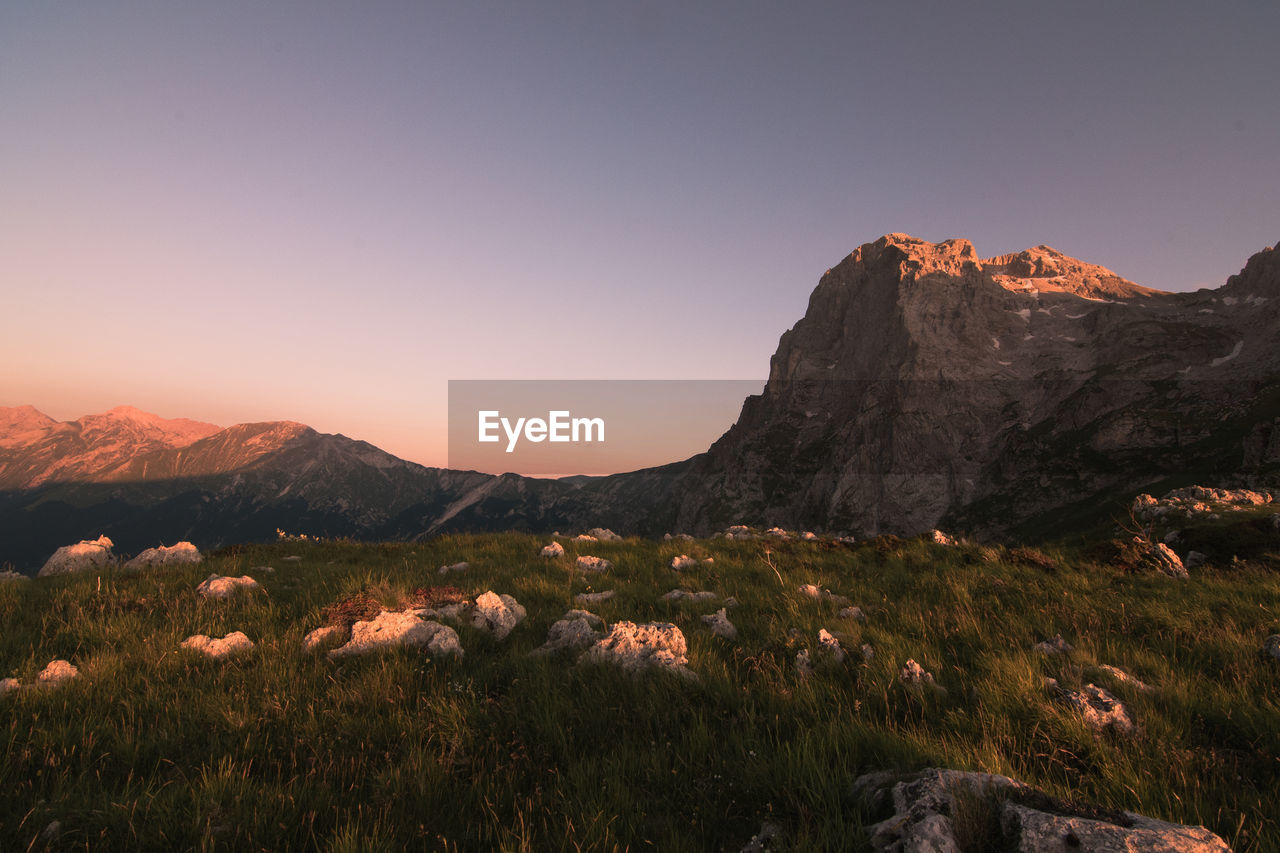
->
581, 621, 691, 676
182, 631, 255, 659
858, 768, 1231, 852
38, 535, 115, 576
469, 591, 526, 640
575, 556, 612, 573
668, 234, 1280, 538
125, 542, 202, 569
328, 611, 462, 659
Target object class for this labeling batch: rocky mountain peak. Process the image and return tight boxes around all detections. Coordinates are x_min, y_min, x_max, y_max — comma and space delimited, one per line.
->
1223, 240, 1280, 296
981, 245, 1158, 299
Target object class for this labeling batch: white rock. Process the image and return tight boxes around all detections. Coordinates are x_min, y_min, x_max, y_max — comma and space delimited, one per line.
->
328, 611, 462, 659
801, 531, 818, 541
36, 659, 78, 687
195, 574, 260, 600
798, 584, 850, 604
437, 561, 470, 574
900, 659, 945, 693
533, 612, 603, 655
573, 534, 598, 542
701, 608, 737, 640
38, 535, 115, 576
929, 529, 956, 546
470, 591, 526, 640
1049, 679, 1136, 734
574, 590, 615, 605
576, 555, 613, 573
540, 542, 565, 559
795, 648, 814, 676
818, 629, 845, 663
587, 527, 623, 542
302, 624, 345, 652
581, 621, 691, 675
182, 631, 255, 660
1097, 664, 1153, 693
838, 606, 867, 621
125, 541, 202, 569
670, 554, 698, 571
798, 583, 821, 600
0, 677, 19, 695
662, 589, 718, 602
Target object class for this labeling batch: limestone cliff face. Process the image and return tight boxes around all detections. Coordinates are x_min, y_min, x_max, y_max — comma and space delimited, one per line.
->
672, 234, 1280, 537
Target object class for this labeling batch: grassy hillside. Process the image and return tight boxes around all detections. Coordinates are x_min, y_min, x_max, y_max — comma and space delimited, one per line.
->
2, 524, 1278, 851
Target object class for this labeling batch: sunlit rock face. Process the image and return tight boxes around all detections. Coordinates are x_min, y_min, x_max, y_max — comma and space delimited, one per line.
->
672, 234, 1280, 538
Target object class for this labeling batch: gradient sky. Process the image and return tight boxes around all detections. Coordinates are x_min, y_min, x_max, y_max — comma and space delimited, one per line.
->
3, 1, 1277, 469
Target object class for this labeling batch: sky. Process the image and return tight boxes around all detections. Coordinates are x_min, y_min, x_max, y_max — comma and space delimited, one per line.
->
3, 1, 1278, 470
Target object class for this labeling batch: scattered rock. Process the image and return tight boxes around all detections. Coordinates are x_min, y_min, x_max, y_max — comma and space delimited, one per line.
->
581, 621, 691, 676
858, 767, 1231, 853
701, 608, 737, 640
818, 629, 845, 663
540, 541, 565, 558
533, 611, 604, 655
469, 591, 526, 640
797, 584, 850, 605
438, 561, 470, 575
929, 529, 956, 546
0, 677, 20, 695
182, 631, 255, 660
587, 527, 624, 542
1113, 537, 1189, 578
662, 589, 718, 602
328, 611, 462, 659
302, 624, 346, 652
576, 555, 613, 573
671, 554, 698, 571
125, 541, 202, 569
1033, 634, 1073, 655
1048, 679, 1136, 734
575, 590, 615, 605
36, 659, 78, 687
838, 605, 867, 621
38, 535, 115, 576
900, 659, 945, 694
724, 525, 758, 540
196, 574, 261, 600
573, 534, 598, 542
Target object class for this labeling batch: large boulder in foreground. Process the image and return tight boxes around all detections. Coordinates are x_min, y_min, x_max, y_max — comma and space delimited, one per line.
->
580, 621, 691, 676
859, 768, 1231, 852
38, 535, 115, 576
126, 542, 202, 569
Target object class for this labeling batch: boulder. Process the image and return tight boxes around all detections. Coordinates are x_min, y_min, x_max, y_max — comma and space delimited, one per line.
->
469, 591, 526, 640
573, 534, 598, 542
1048, 679, 1136, 734
576, 556, 613, 573
1185, 550, 1207, 569
929, 529, 956, 546
302, 624, 345, 652
125, 541, 202, 569
670, 554, 698, 571
437, 561, 470, 575
900, 659, 945, 694
182, 631, 255, 660
540, 542, 565, 558
581, 621, 691, 675
36, 659, 79, 687
858, 768, 1231, 853
195, 574, 260, 600
662, 589, 718, 603
533, 611, 604, 655
838, 606, 868, 621
798, 584, 851, 605
586, 527, 623, 542
701, 608, 737, 640
38, 535, 115, 576
328, 611, 462, 659
818, 629, 845, 663
1264, 634, 1280, 660
575, 590, 615, 605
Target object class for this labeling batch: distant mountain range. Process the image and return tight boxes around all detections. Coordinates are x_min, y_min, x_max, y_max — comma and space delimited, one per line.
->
4, 234, 1277, 571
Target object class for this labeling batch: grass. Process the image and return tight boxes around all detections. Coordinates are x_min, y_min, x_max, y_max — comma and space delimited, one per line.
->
1, 524, 1278, 851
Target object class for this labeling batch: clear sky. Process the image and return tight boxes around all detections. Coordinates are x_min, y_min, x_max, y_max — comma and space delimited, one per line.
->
3, 1, 1277, 469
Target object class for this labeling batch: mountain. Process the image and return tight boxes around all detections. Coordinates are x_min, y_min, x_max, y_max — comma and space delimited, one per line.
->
4, 234, 1278, 568
667, 233, 1280, 537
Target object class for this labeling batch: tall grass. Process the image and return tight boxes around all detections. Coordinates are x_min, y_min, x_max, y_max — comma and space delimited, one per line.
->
0, 530, 1277, 850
